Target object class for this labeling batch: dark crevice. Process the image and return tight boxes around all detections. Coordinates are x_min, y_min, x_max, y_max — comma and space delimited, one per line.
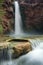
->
8, 39, 28, 42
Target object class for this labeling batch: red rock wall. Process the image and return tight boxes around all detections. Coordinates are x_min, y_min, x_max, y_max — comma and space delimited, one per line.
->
2, 0, 14, 34
20, 2, 43, 32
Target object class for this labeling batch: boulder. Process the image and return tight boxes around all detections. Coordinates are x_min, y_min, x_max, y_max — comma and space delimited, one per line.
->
12, 42, 32, 58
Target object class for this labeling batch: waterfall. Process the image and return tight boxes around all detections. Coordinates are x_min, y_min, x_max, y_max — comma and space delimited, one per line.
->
7, 47, 13, 65
10, 1, 24, 38
14, 1, 23, 36
10, 1, 39, 38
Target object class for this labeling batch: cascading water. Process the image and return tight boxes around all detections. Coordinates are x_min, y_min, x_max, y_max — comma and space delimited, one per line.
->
0, 47, 13, 65
7, 48, 12, 65
29, 39, 41, 49
10, 1, 39, 38
14, 39, 43, 65
0, 39, 43, 65
14, 1, 23, 36
10, 1, 24, 38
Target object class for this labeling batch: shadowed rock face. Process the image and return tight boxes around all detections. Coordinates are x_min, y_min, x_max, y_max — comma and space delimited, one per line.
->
2, 0, 14, 34
18, 0, 43, 32
18, 0, 43, 3
25, 0, 43, 3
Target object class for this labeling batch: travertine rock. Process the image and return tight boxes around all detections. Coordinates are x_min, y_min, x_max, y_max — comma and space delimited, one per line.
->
12, 42, 32, 58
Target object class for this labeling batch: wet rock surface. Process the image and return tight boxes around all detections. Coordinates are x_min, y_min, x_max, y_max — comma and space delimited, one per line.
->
0, 41, 32, 60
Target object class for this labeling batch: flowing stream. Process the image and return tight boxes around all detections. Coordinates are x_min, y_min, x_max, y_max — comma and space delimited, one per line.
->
0, 39, 43, 65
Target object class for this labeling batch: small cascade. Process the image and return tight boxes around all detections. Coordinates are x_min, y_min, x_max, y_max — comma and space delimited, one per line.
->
0, 48, 13, 65
15, 39, 43, 65
29, 38, 43, 49
7, 48, 13, 65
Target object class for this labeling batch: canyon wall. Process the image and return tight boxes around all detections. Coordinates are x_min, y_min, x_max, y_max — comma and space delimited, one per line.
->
2, 0, 43, 33
19, 0, 43, 32
2, 0, 14, 34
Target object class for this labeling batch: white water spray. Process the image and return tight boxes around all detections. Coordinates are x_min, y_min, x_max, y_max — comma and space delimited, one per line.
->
14, 39, 43, 65
17, 49, 43, 65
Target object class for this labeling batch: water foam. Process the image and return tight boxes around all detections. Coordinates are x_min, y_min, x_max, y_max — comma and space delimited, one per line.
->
15, 39, 43, 65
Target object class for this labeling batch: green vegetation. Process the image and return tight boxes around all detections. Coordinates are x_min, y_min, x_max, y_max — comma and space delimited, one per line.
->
0, 25, 3, 33
0, 0, 5, 34
0, 0, 4, 3
0, 11, 5, 34
0, 11, 4, 34
0, 0, 4, 8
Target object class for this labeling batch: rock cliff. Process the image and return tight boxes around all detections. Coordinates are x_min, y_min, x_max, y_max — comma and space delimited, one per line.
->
2, 0, 43, 33
19, 1, 43, 32
2, 0, 14, 34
